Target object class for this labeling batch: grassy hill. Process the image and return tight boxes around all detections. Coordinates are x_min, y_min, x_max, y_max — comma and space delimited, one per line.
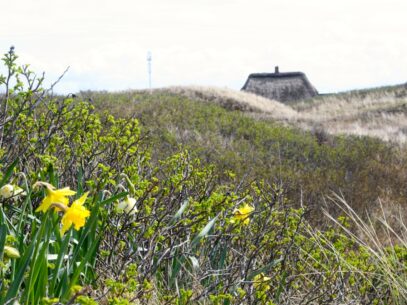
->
81, 83, 407, 142
78, 85, 407, 224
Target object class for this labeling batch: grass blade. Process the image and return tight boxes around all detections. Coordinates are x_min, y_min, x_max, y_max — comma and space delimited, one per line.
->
0, 159, 18, 187
191, 215, 219, 248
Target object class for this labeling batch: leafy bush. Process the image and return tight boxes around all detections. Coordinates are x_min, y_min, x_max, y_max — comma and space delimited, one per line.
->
82, 90, 407, 223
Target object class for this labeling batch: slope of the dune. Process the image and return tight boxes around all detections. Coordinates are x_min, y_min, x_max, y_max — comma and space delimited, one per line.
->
81, 87, 407, 224
81, 83, 407, 143
162, 84, 407, 143
292, 83, 407, 142
160, 86, 299, 120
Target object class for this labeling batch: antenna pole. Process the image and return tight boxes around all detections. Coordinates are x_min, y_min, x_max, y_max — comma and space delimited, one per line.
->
147, 51, 152, 92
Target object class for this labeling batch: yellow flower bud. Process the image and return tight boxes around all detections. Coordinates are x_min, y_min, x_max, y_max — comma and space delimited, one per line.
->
124, 197, 138, 215
4, 245, 20, 259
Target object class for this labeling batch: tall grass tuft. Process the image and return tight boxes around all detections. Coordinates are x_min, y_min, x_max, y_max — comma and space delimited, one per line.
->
323, 194, 407, 304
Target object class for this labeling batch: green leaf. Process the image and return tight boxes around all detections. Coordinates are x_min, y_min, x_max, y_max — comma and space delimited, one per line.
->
62, 239, 99, 301
188, 256, 199, 271
0, 224, 7, 260
99, 191, 128, 207
191, 215, 219, 248
172, 200, 189, 223
0, 159, 18, 187
169, 250, 184, 288
50, 231, 71, 294
247, 257, 283, 280
76, 167, 84, 196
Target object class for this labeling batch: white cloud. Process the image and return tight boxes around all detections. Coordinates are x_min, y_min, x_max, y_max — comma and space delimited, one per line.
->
1, 0, 406, 93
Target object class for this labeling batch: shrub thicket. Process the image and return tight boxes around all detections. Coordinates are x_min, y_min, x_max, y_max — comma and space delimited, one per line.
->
82, 90, 407, 223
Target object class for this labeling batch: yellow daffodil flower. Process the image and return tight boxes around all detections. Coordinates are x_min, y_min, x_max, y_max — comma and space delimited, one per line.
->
34, 181, 76, 213
4, 245, 21, 259
117, 196, 138, 215
60, 192, 90, 235
253, 273, 271, 291
231, 203, 255, 225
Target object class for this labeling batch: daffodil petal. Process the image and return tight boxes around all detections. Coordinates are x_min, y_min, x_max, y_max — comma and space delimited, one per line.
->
61, 217, 73, 235
75, 192, 89, 206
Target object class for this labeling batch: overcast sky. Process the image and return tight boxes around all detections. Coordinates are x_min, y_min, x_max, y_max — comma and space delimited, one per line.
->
1, 0, 406, 93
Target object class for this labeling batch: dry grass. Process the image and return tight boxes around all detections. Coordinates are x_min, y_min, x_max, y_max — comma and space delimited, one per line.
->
158, 84, 407, 144
323, 195, 407, 303
159, 86, 299, 120
86, 83, 407, 143
292, 84, 407, 142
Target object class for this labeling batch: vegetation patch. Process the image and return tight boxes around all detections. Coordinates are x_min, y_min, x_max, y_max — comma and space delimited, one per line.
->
2, 49, 407, 304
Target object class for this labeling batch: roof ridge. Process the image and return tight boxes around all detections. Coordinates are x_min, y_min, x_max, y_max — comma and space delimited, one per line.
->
248, 72, 306, 77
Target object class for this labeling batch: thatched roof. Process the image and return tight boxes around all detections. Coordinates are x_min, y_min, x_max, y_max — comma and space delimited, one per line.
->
241, 67, 318, 102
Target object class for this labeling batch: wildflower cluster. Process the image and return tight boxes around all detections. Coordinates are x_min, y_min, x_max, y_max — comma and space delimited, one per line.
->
0, 177, 97, 304
34, 182, 90, 235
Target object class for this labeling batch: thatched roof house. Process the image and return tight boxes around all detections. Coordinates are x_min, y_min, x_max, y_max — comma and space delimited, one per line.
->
241, 67, 318, 102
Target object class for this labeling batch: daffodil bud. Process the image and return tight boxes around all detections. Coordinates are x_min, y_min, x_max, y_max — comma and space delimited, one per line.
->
0, 184, 14, 199
116, 200, 127, 212
124, 197, 138, 215
117, 196, 138, 215
4, 245, 20, 259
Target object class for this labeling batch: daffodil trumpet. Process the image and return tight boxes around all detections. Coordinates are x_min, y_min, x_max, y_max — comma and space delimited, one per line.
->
49, 202, 68, 212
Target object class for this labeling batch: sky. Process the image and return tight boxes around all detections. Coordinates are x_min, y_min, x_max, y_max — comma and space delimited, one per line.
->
1, 0, 406, 94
